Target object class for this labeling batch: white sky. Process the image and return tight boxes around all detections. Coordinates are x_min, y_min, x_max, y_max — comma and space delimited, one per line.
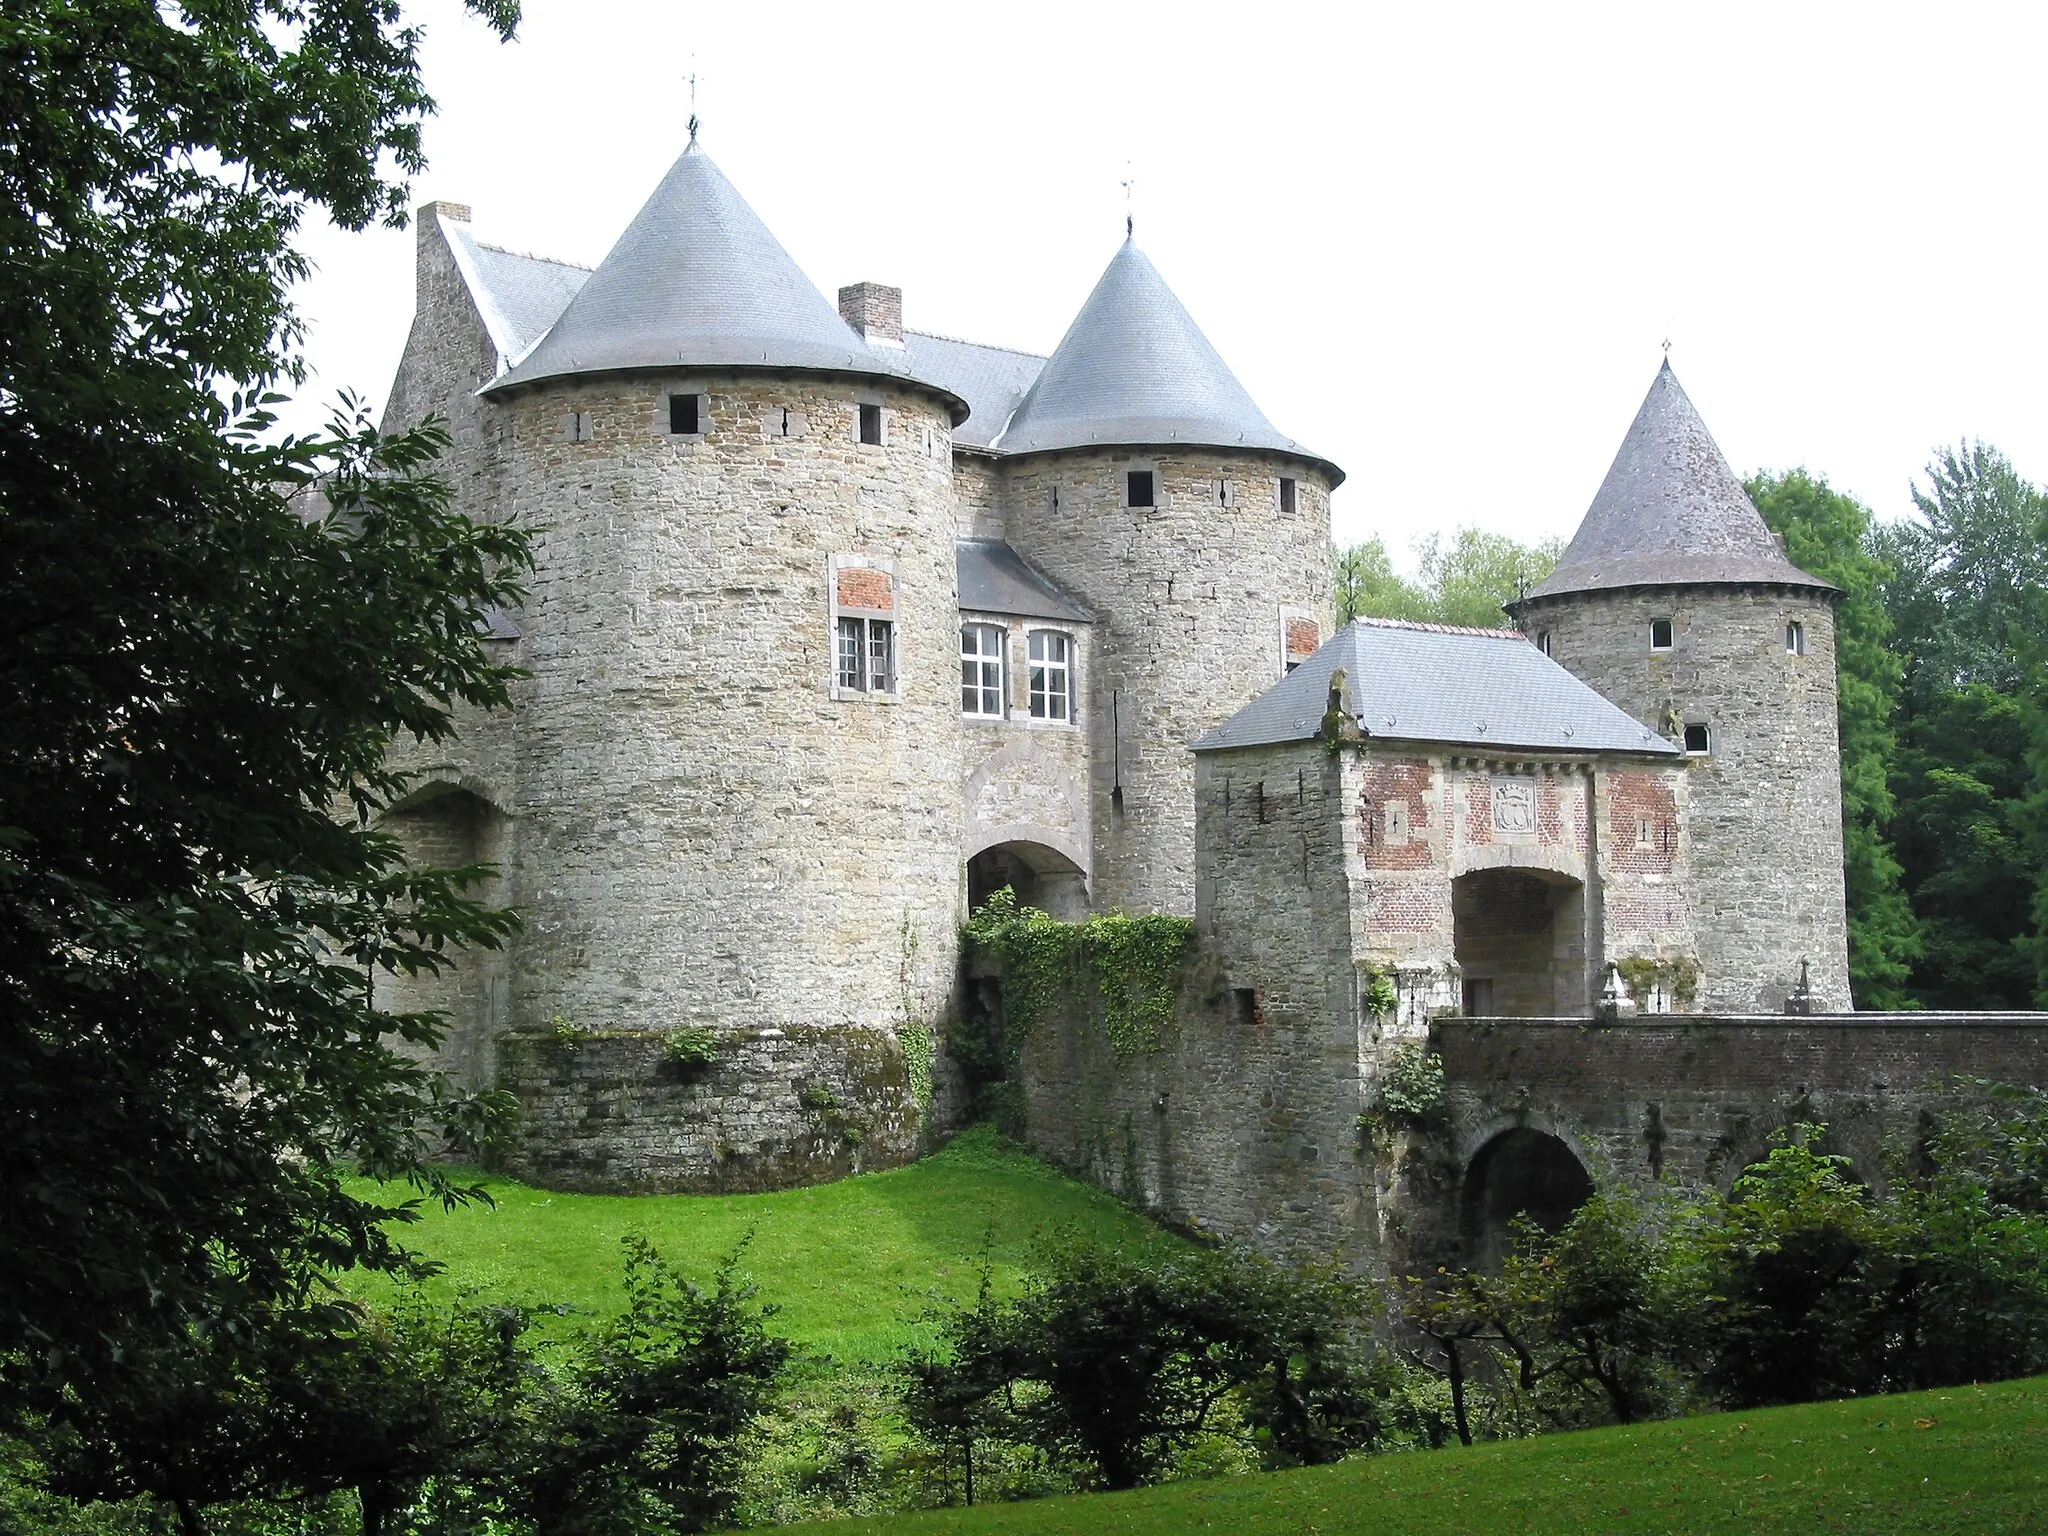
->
289, 0, 2048, 566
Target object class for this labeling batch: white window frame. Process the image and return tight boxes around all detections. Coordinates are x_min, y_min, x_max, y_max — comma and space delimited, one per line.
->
1027, 629, 1073, 722
1683, 722, 1712, 756
960, 622, 1005, 717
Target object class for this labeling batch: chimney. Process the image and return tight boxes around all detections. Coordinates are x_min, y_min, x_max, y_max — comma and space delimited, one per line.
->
838, 282, 904, 347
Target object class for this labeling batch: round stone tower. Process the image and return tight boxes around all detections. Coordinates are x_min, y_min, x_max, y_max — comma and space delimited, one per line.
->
475, 144, 970, 1099
991, 240, 1340, 914
1508, 362, 1850, 1012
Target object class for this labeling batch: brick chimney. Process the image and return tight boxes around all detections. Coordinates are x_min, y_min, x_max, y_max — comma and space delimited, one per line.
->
838, 282, 904, 347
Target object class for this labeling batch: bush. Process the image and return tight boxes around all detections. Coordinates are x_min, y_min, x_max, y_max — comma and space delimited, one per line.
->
662, 1028, 723, 1072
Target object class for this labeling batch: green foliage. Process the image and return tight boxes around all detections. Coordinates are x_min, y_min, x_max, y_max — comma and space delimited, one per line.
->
0, 0, 531, 1442
965, 889, 1194, 1063
551, 1014, 590, 1045
757, 1375, 2048, 1536
905, 1238, 1413, 1493
1334, 529, 1564, 630
1612, 955, 1700, 1007
662, 1027, 723, 1071
798, 1082, 842, 1115
1750, 469, 1919, 1005
1361, 966, 1398, 1019
899, 1024, 934, 1117
1361, 1041, 1445, 1141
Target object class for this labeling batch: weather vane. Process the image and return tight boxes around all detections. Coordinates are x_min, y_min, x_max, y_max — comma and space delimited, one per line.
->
1662, 337, 1672, 357
1120, 164, 1135, 239
686, 64, 699, 147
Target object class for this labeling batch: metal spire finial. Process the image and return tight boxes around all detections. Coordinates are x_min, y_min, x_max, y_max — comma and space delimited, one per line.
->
686, 65, 699, 148
1661, 337, 1672, 358
1120, 165, 1135, 239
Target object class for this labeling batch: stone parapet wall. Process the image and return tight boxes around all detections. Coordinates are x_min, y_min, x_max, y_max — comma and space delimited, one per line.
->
495, 1024, 920, 1193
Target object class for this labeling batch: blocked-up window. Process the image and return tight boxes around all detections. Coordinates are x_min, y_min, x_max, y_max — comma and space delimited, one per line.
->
1028, 630, 1071, 721
961, 623, 1004, 716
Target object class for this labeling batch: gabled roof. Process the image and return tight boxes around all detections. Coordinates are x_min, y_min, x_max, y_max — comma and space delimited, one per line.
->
1193, 618, 1679, 756
442, 223, 590, 367
903, 332, 1044, 450
990, 240, 1341, 483
1520, 362, 1831, 602
481, 145, 963, 420
956, 539, 1093, 622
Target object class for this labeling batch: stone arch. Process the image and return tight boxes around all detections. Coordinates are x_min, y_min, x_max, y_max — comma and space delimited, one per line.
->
967, 835, 1088, 920
1461, 1126, 1595, 1271
376, 783, 510, 1087
1451, 866, 1589, 1017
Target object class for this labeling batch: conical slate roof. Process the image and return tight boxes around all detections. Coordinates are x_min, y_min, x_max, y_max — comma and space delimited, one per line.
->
484, 145, 963, 419
1520, 362, 1830, 602
990, 240, 1341, 483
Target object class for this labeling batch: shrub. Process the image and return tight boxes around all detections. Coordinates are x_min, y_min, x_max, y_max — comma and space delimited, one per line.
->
662, 1027, 723, 1072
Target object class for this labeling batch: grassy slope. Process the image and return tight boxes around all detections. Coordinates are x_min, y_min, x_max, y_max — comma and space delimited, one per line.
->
346, 1127, 1175, 1361
774, 1376, 2048, 1536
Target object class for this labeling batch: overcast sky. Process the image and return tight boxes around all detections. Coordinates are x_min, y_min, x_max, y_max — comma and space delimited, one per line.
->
289, 1, 2048, 565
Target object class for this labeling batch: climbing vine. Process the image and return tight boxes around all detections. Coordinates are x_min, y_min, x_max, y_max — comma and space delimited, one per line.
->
1358, 1039, 1447, 1148
964, 888, 1195, 1062
898, 916, 934, 1115
1362, 965, 1398, 1019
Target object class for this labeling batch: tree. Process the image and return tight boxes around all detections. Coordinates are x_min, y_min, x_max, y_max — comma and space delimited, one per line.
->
1747, 470, 1918, 1006
0, 0, 527, 1426
1877, 443, 2048, 1007
1333, 528, 1563, 630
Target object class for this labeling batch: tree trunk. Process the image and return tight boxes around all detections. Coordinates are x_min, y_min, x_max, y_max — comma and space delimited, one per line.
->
1445, 1338, 1473, 1446
172, 1497, 207, 1536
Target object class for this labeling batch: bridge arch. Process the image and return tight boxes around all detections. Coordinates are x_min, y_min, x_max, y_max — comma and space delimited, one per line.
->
967, 836, 1088, 920
1460, 1125, 1595, 1271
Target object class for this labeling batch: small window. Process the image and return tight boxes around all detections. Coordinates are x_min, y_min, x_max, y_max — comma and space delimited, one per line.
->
837, 616, 895, 694
1683, 722, 1711, 755
668, 393, 700, 434
1786, 620, 1805, 655
1537, 629, 1553, 657
1028, 630, 1071, 721
1126, 469, 1155, 509
1216, 478, 1235, 508
559, 410, 592, 443
1048, 484, 1062, 514
960, 623, 1004, 717
1278, 477, 1297, 515
858, 402, 883, 445
1635, 815, 1653, 848
1650, 618, 1674, 650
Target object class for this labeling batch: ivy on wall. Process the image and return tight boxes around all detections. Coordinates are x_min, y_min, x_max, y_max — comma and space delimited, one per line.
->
965, 888, 1196, 1061
1615, 955, 1701, 1008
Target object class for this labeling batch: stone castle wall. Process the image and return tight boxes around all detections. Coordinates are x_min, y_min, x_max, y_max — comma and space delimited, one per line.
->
998, 451, 1336, 915
1522, 586, 1849, 1011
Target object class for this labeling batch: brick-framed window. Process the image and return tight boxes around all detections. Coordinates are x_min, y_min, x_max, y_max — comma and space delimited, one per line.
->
829, 555, 899, 700
1027, 629, 1072, 721
961, 622, 1005, 717
1278, 606, 1320, 675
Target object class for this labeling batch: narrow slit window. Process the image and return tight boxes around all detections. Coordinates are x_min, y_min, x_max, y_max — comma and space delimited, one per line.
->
1683, 722, 1711, 755
1786, 619, 1805, 655
1126, 469, 1155, 509
1537, 629, 1553, 657
1635, 816, 1653, 847
668, 393, 700, 434
858, 402, 883, 445
1278, 477, 1297, 514
1216, 478, 1235, 507
960, 624, 1004, 717
1650, 618, 1674, 650
1028, 630, 1071, 721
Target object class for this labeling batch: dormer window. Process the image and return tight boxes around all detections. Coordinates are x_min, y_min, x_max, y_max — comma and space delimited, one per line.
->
1278, 477, 1297, 515
1650, 618, 1674, 650
858, 402, 883, 446
668, 393, 701, 434
1126, 469, 1155, 509
1786, 620, 1805, 655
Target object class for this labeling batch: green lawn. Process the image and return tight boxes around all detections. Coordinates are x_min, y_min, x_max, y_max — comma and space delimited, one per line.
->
768, 1375, 2048, 1535
346, 1126, 1176, 1362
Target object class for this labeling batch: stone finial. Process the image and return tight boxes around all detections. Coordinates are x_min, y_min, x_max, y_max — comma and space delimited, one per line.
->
1595, 962, 1639, 1023
1783, 957, 1816, 1016
838, 282, 904, 347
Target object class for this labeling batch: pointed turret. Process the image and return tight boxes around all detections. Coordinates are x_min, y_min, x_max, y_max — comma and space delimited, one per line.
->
992, 240, 1339, 482
485, 144, 962, 418
1523, 362, 1827, 601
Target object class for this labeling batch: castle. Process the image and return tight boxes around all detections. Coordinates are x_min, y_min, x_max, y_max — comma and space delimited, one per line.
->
376, 134, 1868, 1203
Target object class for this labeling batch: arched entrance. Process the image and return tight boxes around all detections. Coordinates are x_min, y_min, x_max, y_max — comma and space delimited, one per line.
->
1452, 867, 1588, 1016
1461, 1128, 1594, 1271
967, 839, 1088, 920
